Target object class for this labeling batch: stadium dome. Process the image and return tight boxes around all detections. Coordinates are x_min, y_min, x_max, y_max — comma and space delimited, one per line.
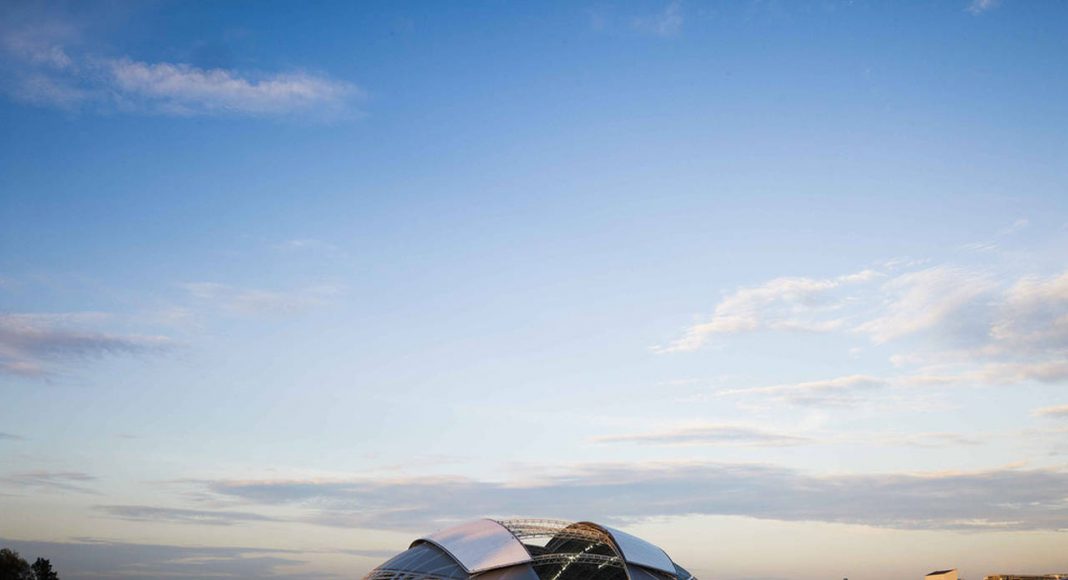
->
363, 518, 697, 580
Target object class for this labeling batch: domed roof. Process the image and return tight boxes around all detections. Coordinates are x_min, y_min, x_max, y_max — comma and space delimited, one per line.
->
363, 518, 697, 580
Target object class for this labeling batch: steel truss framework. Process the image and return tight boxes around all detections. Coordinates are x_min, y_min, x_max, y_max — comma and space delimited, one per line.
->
363, 518, 696, 580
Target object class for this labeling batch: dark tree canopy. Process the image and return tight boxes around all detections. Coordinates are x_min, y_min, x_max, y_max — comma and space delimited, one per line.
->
0, 549, 31, 580
0, 550, 59, 580
30, 559, 58, 580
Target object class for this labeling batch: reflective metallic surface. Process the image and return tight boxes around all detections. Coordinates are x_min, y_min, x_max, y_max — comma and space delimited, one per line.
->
418, 518, 533, 573
603, 525, 678, 576
363, 518, 698, 580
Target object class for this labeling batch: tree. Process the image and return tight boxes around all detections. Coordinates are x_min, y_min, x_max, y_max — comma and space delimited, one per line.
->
30, 559, 58, 580
0, 549, 31, 580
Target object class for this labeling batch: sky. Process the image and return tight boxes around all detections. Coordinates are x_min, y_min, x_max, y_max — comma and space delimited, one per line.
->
1, 0, 1067, 578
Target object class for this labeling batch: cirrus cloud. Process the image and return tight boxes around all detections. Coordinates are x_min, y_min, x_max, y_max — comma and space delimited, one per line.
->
195, 461, 1068, 533
103, 58, 359, 117
0, 537, 319, 580
656, 262, 1068, 395
713, 374, 888, 407
967, 0, 1001, 15
1033, 404, 1068, 419
181, 282, 344, 317
0, 470, 97, 494
591, 423, 812, 447
96, 504, 281, 526
653, 269, 881, 353
1, 13, 361, 119
0, 313, 172, 377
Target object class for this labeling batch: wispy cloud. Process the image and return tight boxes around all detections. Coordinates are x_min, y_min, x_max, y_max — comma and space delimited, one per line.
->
592, 424, 811, 447
96, 505, 280, 526
0, 313, 171, 377
594, 423, 981, 450
1, 13, 360, 118
959, 241, 1000, 253
0, 537, 321, 580
997, 217, 1029, 236
198, 462, 1068, 532
657, 263, 1068, 396
957, 218, 1029, 254
699, 362, 1066, 411
104, 59, 358, 117
990, 271, 1068, 356
866, 432, 984, 448
967, 0, 1002, 15
0, 432, 24, 441
590, 1, 685, 38
655, 265, 1007, 352
653, 269, 880, 353
902, 361, 1068, 387
1033, 404, 1068, 419
342, 548, 405, 560
714, 375, 887, 407
632, 1, 684, 37
855, 267, 994, 344
0, 470, 97, 494
274, 238, 341, 253
181, 283, 343, 317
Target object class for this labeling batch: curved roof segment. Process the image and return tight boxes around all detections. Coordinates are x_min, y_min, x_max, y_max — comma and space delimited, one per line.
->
366, 518, 698, 580
416, 518, 533, 573
602, 525, 677, 576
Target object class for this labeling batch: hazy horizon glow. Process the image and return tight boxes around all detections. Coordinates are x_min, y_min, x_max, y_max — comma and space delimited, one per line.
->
2, 1, 1067, 579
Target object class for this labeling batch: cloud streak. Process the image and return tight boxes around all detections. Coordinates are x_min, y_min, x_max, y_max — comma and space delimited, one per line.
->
105, 59, 358, 117
181, 282, 343, 317
654, 269, 880, 353
592, 424, 811, 447
865, 432, 984, 448
0, 537, 323, 580
855, 267, 994, 344
596, 425, 980, 449
0, 470, 97, 494
656, 265, 1012, 352
96, 505, 280, 526
714, 375, 888, 407
632, 1, 684, 37
1034, 404, 1068, 419
991, 271, 1068, 356
0, 313, 170, 377
702, 362, 1068, 411
657, 265, 1068, 399
967, 0, 1001, 15
1, 15, 360, 118
197, 462, 1068, 532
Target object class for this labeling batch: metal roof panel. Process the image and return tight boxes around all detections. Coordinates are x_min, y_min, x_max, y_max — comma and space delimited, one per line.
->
416, 519, 532, 573
603, 526, 676, 576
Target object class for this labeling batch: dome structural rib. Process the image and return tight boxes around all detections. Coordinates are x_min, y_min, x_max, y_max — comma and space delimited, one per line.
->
363, 518, 698, 580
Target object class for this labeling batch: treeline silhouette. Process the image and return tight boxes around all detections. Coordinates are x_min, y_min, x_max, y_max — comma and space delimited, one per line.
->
0, 549, 59, 580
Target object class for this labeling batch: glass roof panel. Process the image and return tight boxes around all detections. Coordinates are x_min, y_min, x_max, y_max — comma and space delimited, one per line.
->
372, 542, 468, 579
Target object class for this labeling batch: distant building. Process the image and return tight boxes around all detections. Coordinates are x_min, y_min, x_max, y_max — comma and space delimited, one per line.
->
928, 570, 960, 580
983, 576, 1068, 580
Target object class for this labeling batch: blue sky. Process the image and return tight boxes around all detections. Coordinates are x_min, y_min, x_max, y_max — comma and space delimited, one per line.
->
2, 1, 1068, 578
